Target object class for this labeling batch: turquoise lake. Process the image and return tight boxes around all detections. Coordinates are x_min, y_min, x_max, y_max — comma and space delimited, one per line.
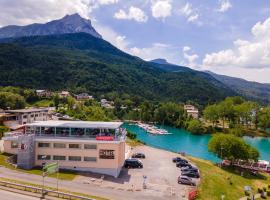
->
124, 124, 270, 163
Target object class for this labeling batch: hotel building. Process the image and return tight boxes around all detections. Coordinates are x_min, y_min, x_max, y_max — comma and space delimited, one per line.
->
2, 121, 126, 177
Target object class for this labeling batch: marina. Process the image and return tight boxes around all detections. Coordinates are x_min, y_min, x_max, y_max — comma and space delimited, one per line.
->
137, 122, 171, 135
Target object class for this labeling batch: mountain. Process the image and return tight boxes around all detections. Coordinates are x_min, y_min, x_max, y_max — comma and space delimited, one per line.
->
206, 71, 270, 104
150, 59, 192, 72
0, 14, 102, 39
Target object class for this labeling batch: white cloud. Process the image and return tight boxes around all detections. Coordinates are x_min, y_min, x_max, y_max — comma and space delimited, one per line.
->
114, 6, 148, 23
130, 43, 180, 64
182, 46, 199, 68
203, 17, 270, 69
0, 0, 118, 26
180, 3, 199, 23
151, 0, 172, 20
218, 0, 232, 13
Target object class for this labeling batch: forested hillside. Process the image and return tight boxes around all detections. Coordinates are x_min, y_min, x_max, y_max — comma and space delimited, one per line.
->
0, 33, 236, 105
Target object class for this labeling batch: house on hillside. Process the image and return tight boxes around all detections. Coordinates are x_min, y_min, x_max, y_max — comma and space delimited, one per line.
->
59, 91, 70, 98
75, 93, 93, 101
36, 90, 53, 98
100, 99, 114, 109
184, 104, 199, 119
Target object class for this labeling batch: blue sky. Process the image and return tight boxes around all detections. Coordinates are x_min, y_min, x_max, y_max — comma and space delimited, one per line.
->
1, 0, 270, 83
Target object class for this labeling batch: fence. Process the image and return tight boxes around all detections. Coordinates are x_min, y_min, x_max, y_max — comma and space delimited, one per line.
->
0, 180, 95, 200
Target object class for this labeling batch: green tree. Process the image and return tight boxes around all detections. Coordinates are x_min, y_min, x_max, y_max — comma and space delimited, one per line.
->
53, 94, 60, 110
208, 134, 259, 162
203, 104, 219, 126
258, 106, 270, 131
0, 92, 25, 109
187, 119, 205, 134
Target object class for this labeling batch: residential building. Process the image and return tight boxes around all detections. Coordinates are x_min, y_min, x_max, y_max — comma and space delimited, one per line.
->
0, 108, 50, 130
184, 104, 199, 119
36, 90, 53, 98
75, 93, 93, 101
59, 91, 70, 98
2, 121, 126, 177
100, 99, 114, 109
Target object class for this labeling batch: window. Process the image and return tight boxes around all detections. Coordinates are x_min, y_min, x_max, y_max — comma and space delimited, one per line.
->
37, 155, 51, 160
84, 144, 97, 150
38, 143, 50, 148
68, 156, 81, 161
84, 157, 97, 162
53, 155, 66, 161
53, 143, 66, 148
23, 115, 27, 119
99, 150, 115, 159
69, 144, 81, 149
11, 141, 18, 149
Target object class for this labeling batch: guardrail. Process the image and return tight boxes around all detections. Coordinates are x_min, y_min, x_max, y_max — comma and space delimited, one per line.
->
0, 180, 95, 200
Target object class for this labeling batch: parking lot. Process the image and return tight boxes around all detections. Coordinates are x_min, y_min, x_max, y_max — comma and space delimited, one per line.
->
76, 145, 199, 200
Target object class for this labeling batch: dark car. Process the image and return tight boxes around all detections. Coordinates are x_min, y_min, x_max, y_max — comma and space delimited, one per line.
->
124, 159, 143, 168
176, 162, 192, 168
132, 153, 146, 159
172, 157, 188, 163
181, 171, 200, 178
178, 176, 196, 186
181, 165, 198, 171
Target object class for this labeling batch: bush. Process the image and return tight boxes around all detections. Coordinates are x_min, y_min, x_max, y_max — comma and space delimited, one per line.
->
127, 131, 137, 140
268, 185, 270, 189
263, 187, 267, 192
258, 188, 263, 193
245, 191, 250, 196
267, 190, 270, 196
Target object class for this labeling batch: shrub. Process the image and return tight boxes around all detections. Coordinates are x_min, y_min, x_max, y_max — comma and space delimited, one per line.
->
258, 188, 263, 193
127, 131, 137, 140
267, 191, 270, 196
263, 187, 267, 192
244, 191, 250, 196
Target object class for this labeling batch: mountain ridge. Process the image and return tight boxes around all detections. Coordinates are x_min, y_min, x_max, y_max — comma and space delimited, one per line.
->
0, 13, 102, 39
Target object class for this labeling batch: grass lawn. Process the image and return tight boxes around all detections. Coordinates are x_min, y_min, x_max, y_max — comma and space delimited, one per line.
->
189, 157, 270, 200
0, 153, 76, 181
0, 177, 108, 200
30, 99, 53, 107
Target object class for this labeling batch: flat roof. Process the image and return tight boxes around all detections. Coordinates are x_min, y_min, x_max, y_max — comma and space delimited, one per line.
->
26, 120, 123, 129
6, 108, 49, 113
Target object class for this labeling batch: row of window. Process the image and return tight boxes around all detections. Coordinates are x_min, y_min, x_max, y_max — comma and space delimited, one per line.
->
37, 155, 97, 162
38, 142, 97, 150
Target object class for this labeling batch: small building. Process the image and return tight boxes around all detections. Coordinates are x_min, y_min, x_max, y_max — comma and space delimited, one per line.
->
184, 104, 199, 119
1, 108, 50, 130
59, 91, 70, 98
2, 120, 126, 177
75, 93, 93, 101
36, 90, 53, 98
100, 99, 114, 109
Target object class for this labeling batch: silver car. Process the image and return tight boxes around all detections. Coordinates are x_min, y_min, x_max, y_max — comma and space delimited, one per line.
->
178, 175, 196, 186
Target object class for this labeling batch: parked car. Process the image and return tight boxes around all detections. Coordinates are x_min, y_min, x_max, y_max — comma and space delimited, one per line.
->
178, 176, 196, 186
181, 171, 200, 178
181, 165, 198, 171
124, 159, 143, 168
132, 153, 146, 159
181, 168, 199, 174
176, 162, 192, 168
172, 157, 188, 163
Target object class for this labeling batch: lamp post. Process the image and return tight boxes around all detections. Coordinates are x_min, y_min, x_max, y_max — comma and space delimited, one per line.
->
41, 155, 47, 199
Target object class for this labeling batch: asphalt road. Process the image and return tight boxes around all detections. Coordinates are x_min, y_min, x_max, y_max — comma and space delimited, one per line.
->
0, 189, 39, 200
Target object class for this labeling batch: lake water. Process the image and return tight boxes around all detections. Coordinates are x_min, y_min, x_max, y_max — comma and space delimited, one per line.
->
124, 124, 270, 163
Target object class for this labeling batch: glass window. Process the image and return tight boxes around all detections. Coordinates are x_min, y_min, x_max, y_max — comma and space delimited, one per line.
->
68, 156, 81, 161
38, 143, 50, 148
84, 157, 97, 162
53, 155, 66, 161
84, 144, 97, 150
69, 144, 81, 149
99, 150, 115, 159
53, 143, 66, 148
11, 141, 18, 148
37, 155, 51, 160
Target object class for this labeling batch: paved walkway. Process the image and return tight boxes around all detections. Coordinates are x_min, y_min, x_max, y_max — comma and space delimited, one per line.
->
0, 189, 39, 200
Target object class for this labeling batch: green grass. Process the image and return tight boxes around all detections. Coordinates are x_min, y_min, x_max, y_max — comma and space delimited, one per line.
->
0, 153, 76, 181
189, 157, 270, 200
0, 177, 108, 200
30, 99, 53, 107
